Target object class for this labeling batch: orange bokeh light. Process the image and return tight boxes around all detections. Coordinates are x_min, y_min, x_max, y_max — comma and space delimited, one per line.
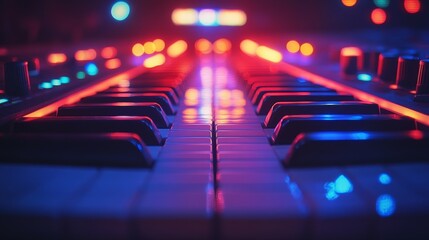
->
240, 39, 259, 56
153, 39, 166, 52
342, 0, 358, 7
167, 40, 188, 58
213, 38, 232, 54
144, 42, 156, 54
341, 46, 363, 57
195, 38, 212, 54
256, 46, 282, 63
74, 48, 97, 61
300, 43, 314, 56
105, 58, 121, 69
404, 0, 421, 14
101, 46, 117, 59
371, 8, 387, 25
132, 43, 145, 56
286, 40, 300, 53
143, 53, 165, 68
47, 53, 67, 64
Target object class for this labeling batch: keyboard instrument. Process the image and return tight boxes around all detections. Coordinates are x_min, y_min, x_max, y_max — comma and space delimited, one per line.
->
1, 0, 429, 239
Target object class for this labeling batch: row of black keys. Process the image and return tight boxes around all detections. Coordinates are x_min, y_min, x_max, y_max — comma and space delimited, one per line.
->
239, 71, 429, 166
0, 71, 184, 167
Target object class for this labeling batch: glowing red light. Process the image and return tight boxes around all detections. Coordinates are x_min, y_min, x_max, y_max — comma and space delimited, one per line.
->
404, 0, 421, 14
371, 8, 387, 25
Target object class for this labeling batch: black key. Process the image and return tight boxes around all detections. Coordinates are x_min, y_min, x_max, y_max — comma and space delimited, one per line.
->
103, 87, 179, 105
80, 93, 176, 115
283, 130, 429, 167
272, 115, 416, 144
57, 103, 170, 128
0, 133, 154, 167
256, 92, 355, 115
251, 86, 335, 105
13, 116, 163, 145
127, 79, 182, 96
248, 81, 319, 98
264, 101, 380, 128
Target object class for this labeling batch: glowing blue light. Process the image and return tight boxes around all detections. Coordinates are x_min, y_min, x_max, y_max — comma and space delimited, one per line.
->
111, 1, 130, 21
85, 63, 98, 76
379, 173, 392, 185
351, 132, 370, 140
357, 73, 373, 81
60, 76, 70, 84
76, 71, 85, 79
39, 82, 53, 89
376, 194, 396, 217
297, 78, 307, 83
334, 175, 354, 193
0, 98, 8, 104
51, 79, 61, 86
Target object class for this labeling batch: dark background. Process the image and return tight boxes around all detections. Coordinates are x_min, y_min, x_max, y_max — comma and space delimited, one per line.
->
0, 0, 428, 45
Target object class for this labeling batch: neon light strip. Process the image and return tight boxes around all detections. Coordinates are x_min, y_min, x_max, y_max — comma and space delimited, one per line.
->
171, 8, 246, 26
25, 65, 148, 118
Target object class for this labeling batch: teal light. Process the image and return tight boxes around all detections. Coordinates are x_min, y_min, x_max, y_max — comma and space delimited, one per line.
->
111, 1, 130, 21
374, 0, 390, 8
378, 173, 392, 185
0, 98, 8, 104
85, 63, 99, 76
76, 71, 86, 79
60, 76, 70, 84
39, 82, 53, 89
51, 79, 61, 86
357, 73, 372, 81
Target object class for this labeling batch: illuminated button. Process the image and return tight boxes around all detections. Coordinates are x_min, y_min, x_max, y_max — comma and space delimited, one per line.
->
340, 47, 363, 75
4, 61, 31, 97
377, 51, 399, 83
414, 59, 429, 101
396, 56, 420, 89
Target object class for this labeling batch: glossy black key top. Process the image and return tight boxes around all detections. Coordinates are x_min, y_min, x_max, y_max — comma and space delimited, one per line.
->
248, 81, 319, 98
283, 130, 429, 167
251, 86, 335, 105
13, 116, 163, 145
272, 115, 415, 144
0, 133, 154, 167
103, 87, 179, 105
264, 101, 380, 128
57, 103, 170, 128
256, 92, 355, 115
80, 93, 176, 115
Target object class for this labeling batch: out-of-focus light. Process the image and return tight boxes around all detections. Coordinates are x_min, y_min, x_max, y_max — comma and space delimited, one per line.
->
199, 9, 217, 26
153, 39, 165, 52
218, 10, 246, 26
0, 98, 9, 104
76, 71, 85, 79
378, 173, 392, 185
0, 48, 7, 56
404, 0, 421, 14
101, 47, 117, 59
47, 53, 67, 64
171, 8, 199, 25
51, 79, 61, 86
144, 42, 156, 54
143, 53, 165, 68
240, 39, 259, 56
195, 39, 212, 54
357, 73, 373, 81
132, 43, 145, 56
105, 58, 122, 69
376, 194, 396, 217
256, 46, 282, 63
300, 43, 314, 56
213, 38, 232, 54
111, 1, 130, 21
341, 46, 363, 56
39, 82, 53, 89
85, 63, 99, 76
371, 8, 387, 25
374, 0, 390, 8
342, 0, 358, 7
167, 40, 188, 57
74, 48, 97, 61
286, 40, 300, 53
60, 76, 70, 84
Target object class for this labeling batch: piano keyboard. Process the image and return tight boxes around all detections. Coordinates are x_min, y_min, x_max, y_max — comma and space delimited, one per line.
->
1, 46, 429, 240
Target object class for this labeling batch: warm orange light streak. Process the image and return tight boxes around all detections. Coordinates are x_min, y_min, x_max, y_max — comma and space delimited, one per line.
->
218, 10, 247, 26
240, 39, 259, 56
256, 46, 282, 63
404, 0, 421, 14
341, 46, 363, 56
171, 8, 199, 25
25, 66, 148, 117
300, 43, 314, 56
47, 53, 67, 64
371, 8, 387, 25
105, 58, 121, 69
143, 53, 165, 68
286, 40, 300, 53
132, 43, 145, 56
167, 40, 188, 57
213, 38, 232, 54
275, 60, 429, 126
342, 0, 358, 7
101, 46, 117, 59
144, 42, 156, 54
195, 38, 212, 54
74, 49, 97, 61
153, 39, 165, 52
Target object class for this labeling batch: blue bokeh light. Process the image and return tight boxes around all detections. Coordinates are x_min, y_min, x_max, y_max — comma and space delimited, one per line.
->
111, 1, 130, 21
